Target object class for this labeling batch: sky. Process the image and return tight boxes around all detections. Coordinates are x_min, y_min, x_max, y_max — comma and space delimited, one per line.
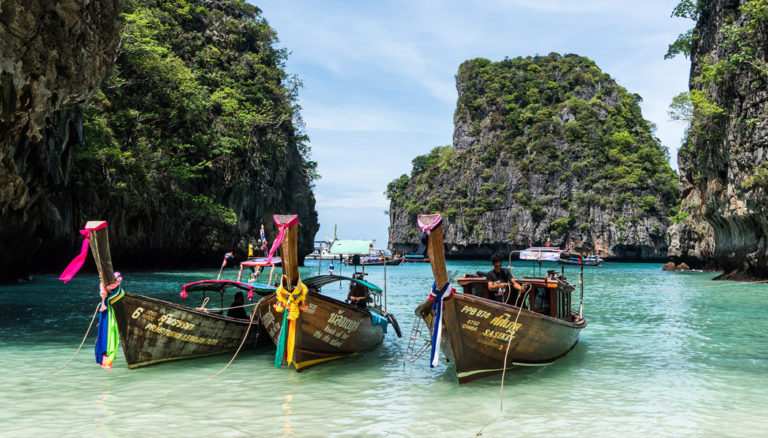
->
255, 0, 693, 248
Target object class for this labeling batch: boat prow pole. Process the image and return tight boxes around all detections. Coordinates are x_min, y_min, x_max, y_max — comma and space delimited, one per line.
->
86, 221, 116, 288
418, 214, 448, 288
275, 214, 299, 290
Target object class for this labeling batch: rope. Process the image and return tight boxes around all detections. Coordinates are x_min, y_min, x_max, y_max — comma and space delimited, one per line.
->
209, 298, 262, 379
196, 296, 210, 312
476, 285, 530, 437
46, 302, 101, 375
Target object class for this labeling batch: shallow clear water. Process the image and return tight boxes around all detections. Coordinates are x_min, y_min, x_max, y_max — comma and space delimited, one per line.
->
1, 261, 767, 437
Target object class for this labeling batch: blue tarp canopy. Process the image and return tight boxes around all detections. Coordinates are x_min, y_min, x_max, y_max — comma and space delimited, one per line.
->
329, 239, 374, 255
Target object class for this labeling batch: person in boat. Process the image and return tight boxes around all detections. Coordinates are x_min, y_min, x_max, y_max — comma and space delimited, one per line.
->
486, 253, 522, 303
227, 291, 249, 319
346, 272, 369, 308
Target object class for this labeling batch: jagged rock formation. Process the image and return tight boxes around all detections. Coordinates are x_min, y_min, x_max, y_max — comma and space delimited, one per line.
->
0, 0, 318, 282
388, 54, 679, 260
668, 0, 768, 279
0, 0, 122, 281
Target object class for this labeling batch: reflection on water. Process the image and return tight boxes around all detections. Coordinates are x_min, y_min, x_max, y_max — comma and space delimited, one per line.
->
1, 262, 768, 436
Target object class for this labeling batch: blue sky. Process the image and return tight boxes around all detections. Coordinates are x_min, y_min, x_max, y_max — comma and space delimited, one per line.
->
255, 0, 693, 248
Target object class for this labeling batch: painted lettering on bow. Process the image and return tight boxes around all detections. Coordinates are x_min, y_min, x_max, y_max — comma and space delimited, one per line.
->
304, 303, 318, 315
461, 319, 480, 332
489, 313, 522, 332
328, 311, 361, 332
481, 329, 514, 342
144, 323, 219, 345
158, 314, 196, 331
460, 306, 491, 319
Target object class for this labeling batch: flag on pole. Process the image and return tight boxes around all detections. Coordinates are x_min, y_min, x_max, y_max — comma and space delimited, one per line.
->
329, 260, 335, 275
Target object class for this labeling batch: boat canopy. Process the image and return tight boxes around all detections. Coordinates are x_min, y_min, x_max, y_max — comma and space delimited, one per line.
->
241, 257, 281, 267
303, 274, 382, 293
329, 240, 374, 255
520, 247, 565, 262
182, 279, 275, 296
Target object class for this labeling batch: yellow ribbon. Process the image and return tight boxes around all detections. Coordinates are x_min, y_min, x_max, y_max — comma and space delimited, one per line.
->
273, 276, 308, 365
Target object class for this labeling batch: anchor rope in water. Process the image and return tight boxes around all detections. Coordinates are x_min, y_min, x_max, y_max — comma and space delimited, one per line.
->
476, 285, 531, 437
46, 302, 101, 375
209, 298, 263, 379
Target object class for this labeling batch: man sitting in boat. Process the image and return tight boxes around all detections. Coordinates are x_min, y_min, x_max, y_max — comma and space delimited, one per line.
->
227, 292, 249, 319
347, 272, 369, 308
486, 253, 522, 303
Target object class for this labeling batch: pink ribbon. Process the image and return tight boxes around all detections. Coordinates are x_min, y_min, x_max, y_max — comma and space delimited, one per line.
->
59, 222, 108, 282
265, 215, 298, 265
417, 213, 442, 235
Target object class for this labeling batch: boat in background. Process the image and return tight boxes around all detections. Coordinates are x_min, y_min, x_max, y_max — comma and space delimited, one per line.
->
410, 214, 587, 384
558, 254, 602, 266
60, 221, 273, 369
256, 215, 401, 371
519, 246, 566, 261
403, 254, 429, 263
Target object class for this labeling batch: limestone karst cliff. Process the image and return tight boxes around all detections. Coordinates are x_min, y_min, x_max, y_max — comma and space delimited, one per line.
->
388, 54, 679, 260
668, 0, 768, 279
0, 0, 318, 282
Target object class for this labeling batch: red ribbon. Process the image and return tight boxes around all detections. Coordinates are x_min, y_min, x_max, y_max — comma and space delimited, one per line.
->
265, 215, 298, 265
59, 222, 108, 282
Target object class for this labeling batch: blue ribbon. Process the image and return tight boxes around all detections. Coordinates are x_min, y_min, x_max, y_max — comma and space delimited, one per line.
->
429, 281, 451, 368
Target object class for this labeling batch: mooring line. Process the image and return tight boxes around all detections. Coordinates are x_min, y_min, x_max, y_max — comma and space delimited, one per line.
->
46, 302, 101, 375
208, 299, 262, 379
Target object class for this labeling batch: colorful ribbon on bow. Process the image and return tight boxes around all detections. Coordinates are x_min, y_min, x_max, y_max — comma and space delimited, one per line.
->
59, 222, 108, 282
265, 215, 298, 265
273, 276, 308, 367
95, 277, 124, 369
428, 281, 454, 368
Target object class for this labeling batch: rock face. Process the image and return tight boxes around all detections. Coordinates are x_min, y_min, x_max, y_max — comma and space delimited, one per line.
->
0, 0, 122, 281
668, 0, 768, 279
388, 54, 679, 260
0, 0, 319, 282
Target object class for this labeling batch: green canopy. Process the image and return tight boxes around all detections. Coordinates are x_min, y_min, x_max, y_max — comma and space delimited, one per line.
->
329, 239, 373, 255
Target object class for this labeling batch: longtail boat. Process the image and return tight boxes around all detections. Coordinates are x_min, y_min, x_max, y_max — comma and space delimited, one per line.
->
413, 214, 587, 384
59, 221, 274, 369
256, 214, 401, 371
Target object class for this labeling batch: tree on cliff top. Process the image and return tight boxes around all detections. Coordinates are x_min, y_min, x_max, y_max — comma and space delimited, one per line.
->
78, 0, 317, 242
387, 53, 679, 250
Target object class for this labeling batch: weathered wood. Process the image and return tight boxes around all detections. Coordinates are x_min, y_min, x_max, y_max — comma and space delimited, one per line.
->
413, 213, 587, 384
276, 214, 299, 289
84, 220, 269, 368
256, 291, 385, 371
87, 221, 116, 287
419, 214, 448, 289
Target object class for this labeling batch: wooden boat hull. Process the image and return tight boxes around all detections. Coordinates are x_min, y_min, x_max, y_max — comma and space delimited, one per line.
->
417, 293, 586, 383
256, 291, 386, 371
112, 292, 268, 368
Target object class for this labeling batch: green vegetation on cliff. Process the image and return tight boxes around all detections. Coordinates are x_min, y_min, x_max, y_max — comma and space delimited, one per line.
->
79, 0, 317, 233
388, 54, 679, 244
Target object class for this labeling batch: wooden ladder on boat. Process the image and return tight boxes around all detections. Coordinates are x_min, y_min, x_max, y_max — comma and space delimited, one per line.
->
402, 314, 432, 365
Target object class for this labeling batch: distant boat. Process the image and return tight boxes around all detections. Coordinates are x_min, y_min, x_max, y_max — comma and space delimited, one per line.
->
403, 254, 429, 263
558, 254, 602, 266
410, 214, 587, 384
519, 247, 566, 262
62, 221, 275, 369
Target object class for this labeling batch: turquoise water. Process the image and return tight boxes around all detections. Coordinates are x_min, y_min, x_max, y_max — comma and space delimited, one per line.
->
1, 261, 767, 437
